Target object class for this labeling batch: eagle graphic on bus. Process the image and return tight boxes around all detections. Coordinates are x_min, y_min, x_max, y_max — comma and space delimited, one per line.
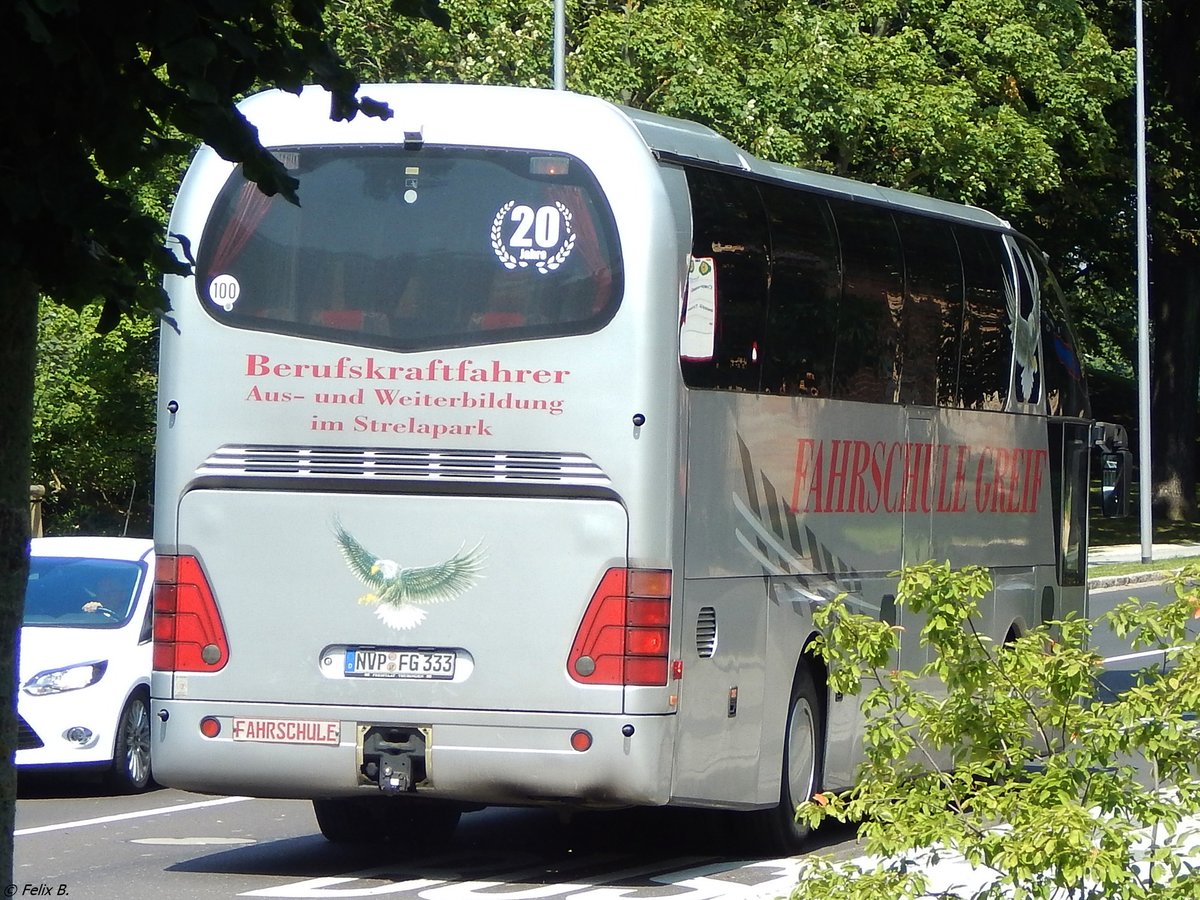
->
333, 520, 485, 630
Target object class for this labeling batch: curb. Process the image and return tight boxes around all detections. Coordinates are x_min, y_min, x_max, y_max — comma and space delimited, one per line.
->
1088, 570, 1178, 590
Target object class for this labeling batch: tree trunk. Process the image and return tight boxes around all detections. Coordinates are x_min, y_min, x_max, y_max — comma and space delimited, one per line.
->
0, 275, 38, 887
1149, 249, 1200, 521
1146, 3, 1200, 524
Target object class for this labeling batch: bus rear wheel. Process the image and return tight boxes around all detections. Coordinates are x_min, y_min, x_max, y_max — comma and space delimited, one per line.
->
744, 664, 824, 855
312, 796, 462, 846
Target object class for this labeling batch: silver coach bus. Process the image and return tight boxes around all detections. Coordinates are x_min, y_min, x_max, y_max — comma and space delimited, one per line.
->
152, 83, 1130, 853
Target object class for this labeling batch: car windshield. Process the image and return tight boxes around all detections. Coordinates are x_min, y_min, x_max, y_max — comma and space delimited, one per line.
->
23, 557, 145, 628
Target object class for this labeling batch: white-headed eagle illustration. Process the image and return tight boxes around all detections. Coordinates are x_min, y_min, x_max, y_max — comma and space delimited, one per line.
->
333, 520, 485, 630
1003, 240, 1042, 405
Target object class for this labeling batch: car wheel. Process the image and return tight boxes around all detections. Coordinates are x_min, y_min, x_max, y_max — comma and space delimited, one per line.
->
313, 796, 462, 845
107, 691, 154, 793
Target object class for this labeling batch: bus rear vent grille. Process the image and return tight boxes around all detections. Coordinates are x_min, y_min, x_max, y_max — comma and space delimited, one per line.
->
195, 444, 613, 491
696, 607, 717, 658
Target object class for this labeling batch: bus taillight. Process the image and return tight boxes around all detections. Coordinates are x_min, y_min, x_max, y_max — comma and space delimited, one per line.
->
568, 568, 671, 686
153, 555, 229, 673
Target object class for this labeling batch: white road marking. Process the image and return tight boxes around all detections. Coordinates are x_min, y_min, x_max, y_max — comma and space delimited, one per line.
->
131, 836, 257, 845
14, 794, 253, 836
1102, 647, 1179, 665
239, 857, 803, 899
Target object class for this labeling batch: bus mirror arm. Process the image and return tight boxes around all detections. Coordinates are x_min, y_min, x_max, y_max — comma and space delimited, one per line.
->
1092, 421, 1129, 453
1092, 422, 1132, 519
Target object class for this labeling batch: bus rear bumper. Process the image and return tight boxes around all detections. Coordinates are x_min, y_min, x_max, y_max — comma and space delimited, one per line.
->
150, 700, 676, 807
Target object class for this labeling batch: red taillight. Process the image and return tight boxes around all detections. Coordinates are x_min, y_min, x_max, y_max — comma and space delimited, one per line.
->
153, 555, 229, 672
568, 568, 671, 686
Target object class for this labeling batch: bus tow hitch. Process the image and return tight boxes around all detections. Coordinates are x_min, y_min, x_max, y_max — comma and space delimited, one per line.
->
378, 755, 413, 793
359, 725, 430, 794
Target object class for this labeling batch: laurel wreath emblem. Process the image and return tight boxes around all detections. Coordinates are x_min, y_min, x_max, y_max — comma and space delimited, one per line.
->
491, 201, 520, 270
539, 202, 576, 274
490, 200, 576, 274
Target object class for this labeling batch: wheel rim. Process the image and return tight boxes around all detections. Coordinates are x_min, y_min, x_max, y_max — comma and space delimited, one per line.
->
123, 698, 152, 787
784, 696, 817, 807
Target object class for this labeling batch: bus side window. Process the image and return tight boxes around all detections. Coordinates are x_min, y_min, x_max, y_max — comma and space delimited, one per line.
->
681, 169, 769, 392
955, 228, 1009, 411
1048, 423, 1091, 586
894, 214, 964, 407
759, 184, 839, 397
1026, 245, 1088, 419
826, 200, 904, 404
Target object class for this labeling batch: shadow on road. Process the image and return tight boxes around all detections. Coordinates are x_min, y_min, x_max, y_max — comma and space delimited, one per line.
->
17, 769, 165, 800
165, 804, 861, 881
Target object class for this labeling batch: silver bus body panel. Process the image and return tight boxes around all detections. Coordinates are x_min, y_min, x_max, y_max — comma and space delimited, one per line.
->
673, 391, 1059, 797
151, 699, 675, 805
173, 490, 629, 712
683, 392, 1055, 582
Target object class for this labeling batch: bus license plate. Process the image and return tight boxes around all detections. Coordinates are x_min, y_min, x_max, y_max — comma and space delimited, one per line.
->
344, 648, 456, 680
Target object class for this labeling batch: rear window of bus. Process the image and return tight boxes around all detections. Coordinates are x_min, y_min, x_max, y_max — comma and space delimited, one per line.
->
195, 147, 623, 351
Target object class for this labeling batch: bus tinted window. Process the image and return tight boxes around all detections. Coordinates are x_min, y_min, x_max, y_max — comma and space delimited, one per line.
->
760, 185, 839, 397
681, 169, 769, 392
826, 200, 904, 404
196, 148, 622, 351
1027, 245, 1089, 418
674, 168, 1077, 420
955, 227, 1009, 410
895, 214, 964, 407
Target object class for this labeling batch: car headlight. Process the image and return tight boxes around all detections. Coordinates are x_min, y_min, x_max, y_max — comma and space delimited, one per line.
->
22, 660, 108, 696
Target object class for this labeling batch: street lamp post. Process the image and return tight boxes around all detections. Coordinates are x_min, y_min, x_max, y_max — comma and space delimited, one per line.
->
1135, 0, 1153, 562
553, 0, 565, 91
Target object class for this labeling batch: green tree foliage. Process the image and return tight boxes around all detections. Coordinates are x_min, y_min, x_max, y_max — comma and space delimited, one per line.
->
33, 300, 158, 536
29, 147, 188, 538
1050, 1, 1200, 520
327, 0, 1128, 223
0, 0, 446, 885
795, 562, 1200, 899
331, 0, 553, 86
576, 0, 1129, 213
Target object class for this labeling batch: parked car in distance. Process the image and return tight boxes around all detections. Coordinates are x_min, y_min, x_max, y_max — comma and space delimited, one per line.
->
17, 536, 155, 792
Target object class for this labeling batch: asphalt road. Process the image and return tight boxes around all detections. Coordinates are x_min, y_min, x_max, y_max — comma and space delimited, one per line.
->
14, 780, 861, 900
1087, 576, 1198, 692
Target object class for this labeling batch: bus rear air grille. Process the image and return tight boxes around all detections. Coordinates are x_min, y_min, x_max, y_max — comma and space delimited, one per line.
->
696, 607, 718, 658
195, 445, 613, 489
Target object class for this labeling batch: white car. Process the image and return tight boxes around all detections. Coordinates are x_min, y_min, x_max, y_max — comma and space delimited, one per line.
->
17, 536, 155, 792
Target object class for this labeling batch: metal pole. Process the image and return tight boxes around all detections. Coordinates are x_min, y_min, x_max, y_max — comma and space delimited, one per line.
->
1135, 0, 1153, 562
553, 0, 566, 91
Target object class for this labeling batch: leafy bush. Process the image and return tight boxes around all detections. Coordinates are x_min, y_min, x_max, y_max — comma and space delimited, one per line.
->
793, 562, 1200, 899
33, 299, 158, 536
